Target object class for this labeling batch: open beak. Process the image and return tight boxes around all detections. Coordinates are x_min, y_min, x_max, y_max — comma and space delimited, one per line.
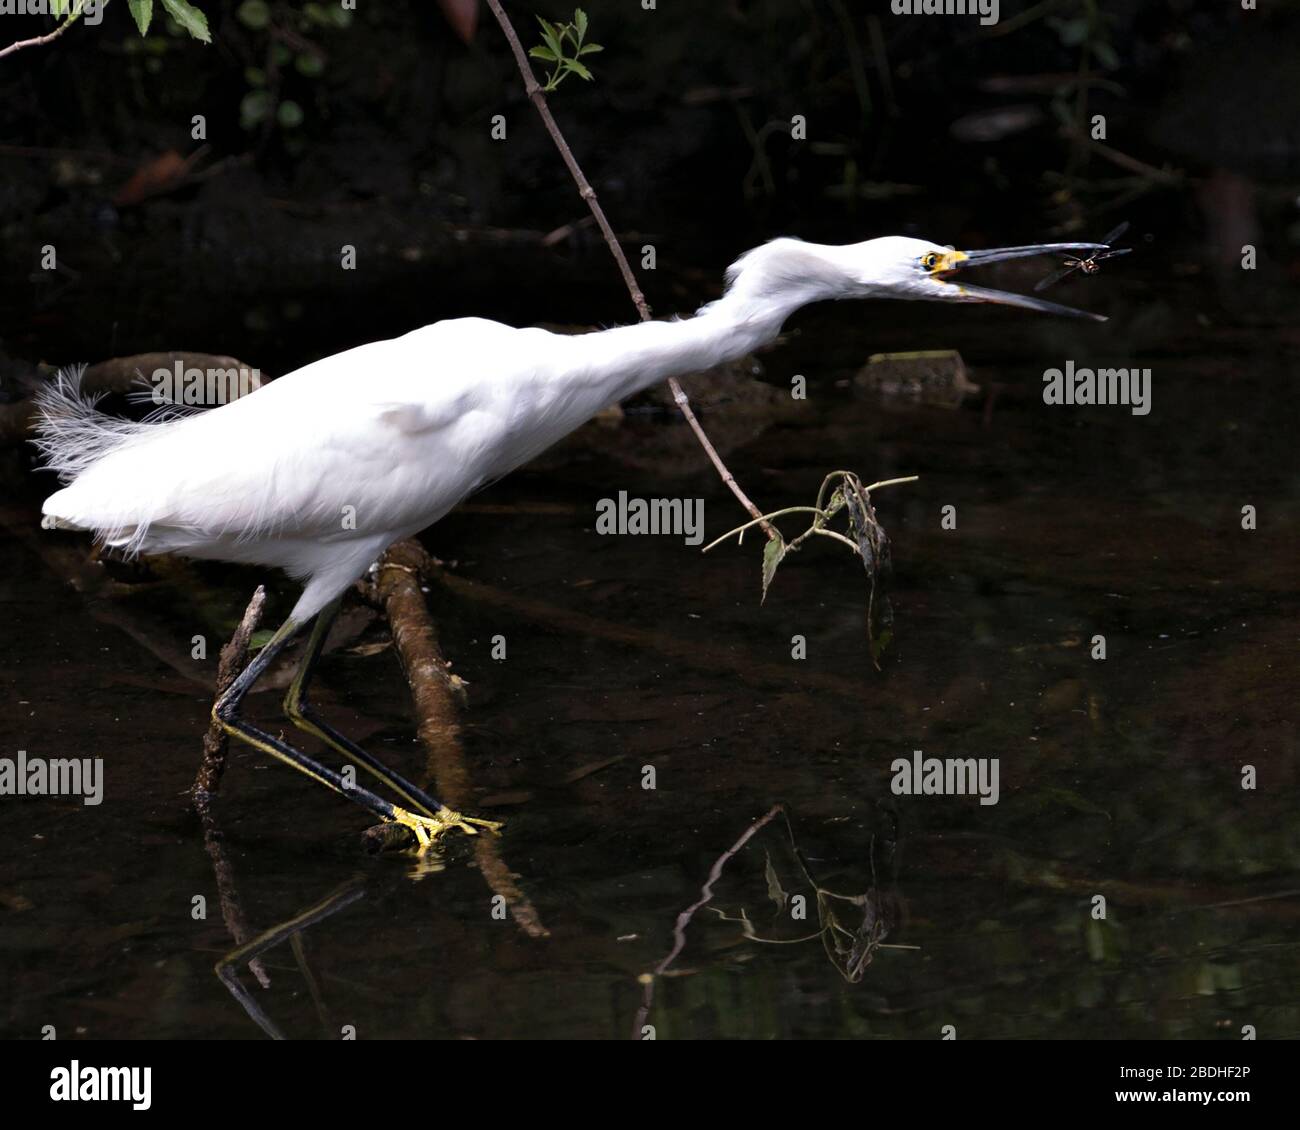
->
936, 243, 1112, 322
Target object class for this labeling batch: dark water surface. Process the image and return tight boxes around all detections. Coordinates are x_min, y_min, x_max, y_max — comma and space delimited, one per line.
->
2, 261, 1297, 1040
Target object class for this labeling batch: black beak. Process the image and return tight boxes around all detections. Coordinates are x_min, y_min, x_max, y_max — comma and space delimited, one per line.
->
943, 243, 1114, 321
959, 242, 1109, 266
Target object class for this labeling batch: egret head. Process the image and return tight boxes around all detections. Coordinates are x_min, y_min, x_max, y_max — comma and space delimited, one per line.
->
712, 234, 1117, 328
840, 235, 1113, 321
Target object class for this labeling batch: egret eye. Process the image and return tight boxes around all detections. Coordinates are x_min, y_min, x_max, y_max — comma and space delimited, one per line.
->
922, 253, 939, 270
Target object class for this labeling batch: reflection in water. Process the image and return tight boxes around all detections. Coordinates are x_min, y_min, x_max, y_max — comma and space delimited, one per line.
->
635, 804, 916, 1037
197, 795, 270, 991
4, 268, 1300, 1038
707, 809, 918, 984
215, 879, 367, 1041
634, 804, 786, 1038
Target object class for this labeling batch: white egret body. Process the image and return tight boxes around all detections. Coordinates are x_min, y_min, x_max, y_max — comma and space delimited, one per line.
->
34, 235, 1109, 848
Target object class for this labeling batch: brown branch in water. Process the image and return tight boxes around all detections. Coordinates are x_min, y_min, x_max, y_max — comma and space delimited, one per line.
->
483, 0, 777, 541
196, 801, 272, 990
375, 540, 467, 760
193, 585, 272, 989
194, 585, 267, 803
371, 539, 549, 938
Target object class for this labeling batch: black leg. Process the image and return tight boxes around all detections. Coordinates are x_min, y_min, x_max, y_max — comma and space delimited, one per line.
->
212, 610, 491, 850
282, 598, 462, 822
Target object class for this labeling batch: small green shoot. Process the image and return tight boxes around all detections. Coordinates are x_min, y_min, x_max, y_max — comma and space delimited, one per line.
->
702, 471, 917, 669
529, 8, 603, 92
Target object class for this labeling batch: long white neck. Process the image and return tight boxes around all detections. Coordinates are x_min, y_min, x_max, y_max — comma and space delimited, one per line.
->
563, 239, 856, 409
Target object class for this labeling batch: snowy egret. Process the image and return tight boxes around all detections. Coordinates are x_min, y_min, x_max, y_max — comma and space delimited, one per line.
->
35, 235, 1112, 849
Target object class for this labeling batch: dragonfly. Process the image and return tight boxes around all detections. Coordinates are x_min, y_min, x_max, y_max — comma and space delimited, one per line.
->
1034, 222, 1132, 291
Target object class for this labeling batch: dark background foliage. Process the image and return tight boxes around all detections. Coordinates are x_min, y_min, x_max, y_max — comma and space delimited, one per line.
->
2, 0, 1298, 369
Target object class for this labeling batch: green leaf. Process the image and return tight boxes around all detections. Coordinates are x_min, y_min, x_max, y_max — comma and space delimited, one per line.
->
577, 43, 603, 55
236, 0, 270, 30
528, 45, 558, 62
562, 59, 593, 81
276, 99, 304, 129
127, 0, 153, 35
760, 533, 787, 603
537, 17, 562, 55
160, 0, 211, 43
51, 0, 69, 18
574, 8, 588, 42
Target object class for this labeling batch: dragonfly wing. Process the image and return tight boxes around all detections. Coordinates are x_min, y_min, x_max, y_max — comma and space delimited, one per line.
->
1034, 263, 1077, 292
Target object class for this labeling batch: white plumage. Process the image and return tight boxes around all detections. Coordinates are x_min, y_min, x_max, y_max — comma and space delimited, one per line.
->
36, 235, 1106, 620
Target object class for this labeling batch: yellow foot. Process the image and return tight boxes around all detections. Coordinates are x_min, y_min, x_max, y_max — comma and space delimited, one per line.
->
388, 805, 504, 852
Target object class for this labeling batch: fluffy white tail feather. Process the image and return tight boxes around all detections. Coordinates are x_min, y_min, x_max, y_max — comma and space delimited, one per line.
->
34, 366, 144, 482
34, 365, 175, 551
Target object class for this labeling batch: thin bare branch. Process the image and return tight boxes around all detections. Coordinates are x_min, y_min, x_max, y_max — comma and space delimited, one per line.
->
483, 0, 777, 539
0, 5, 89, 61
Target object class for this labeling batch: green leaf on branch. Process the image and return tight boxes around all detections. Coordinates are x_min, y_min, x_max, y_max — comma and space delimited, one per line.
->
160, 0, 211, 43
703, 470, 917, 668
760, 533, 787, 603
128, 0, 154, 34
532, 9, 603, 93
536, 17, 563, 55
